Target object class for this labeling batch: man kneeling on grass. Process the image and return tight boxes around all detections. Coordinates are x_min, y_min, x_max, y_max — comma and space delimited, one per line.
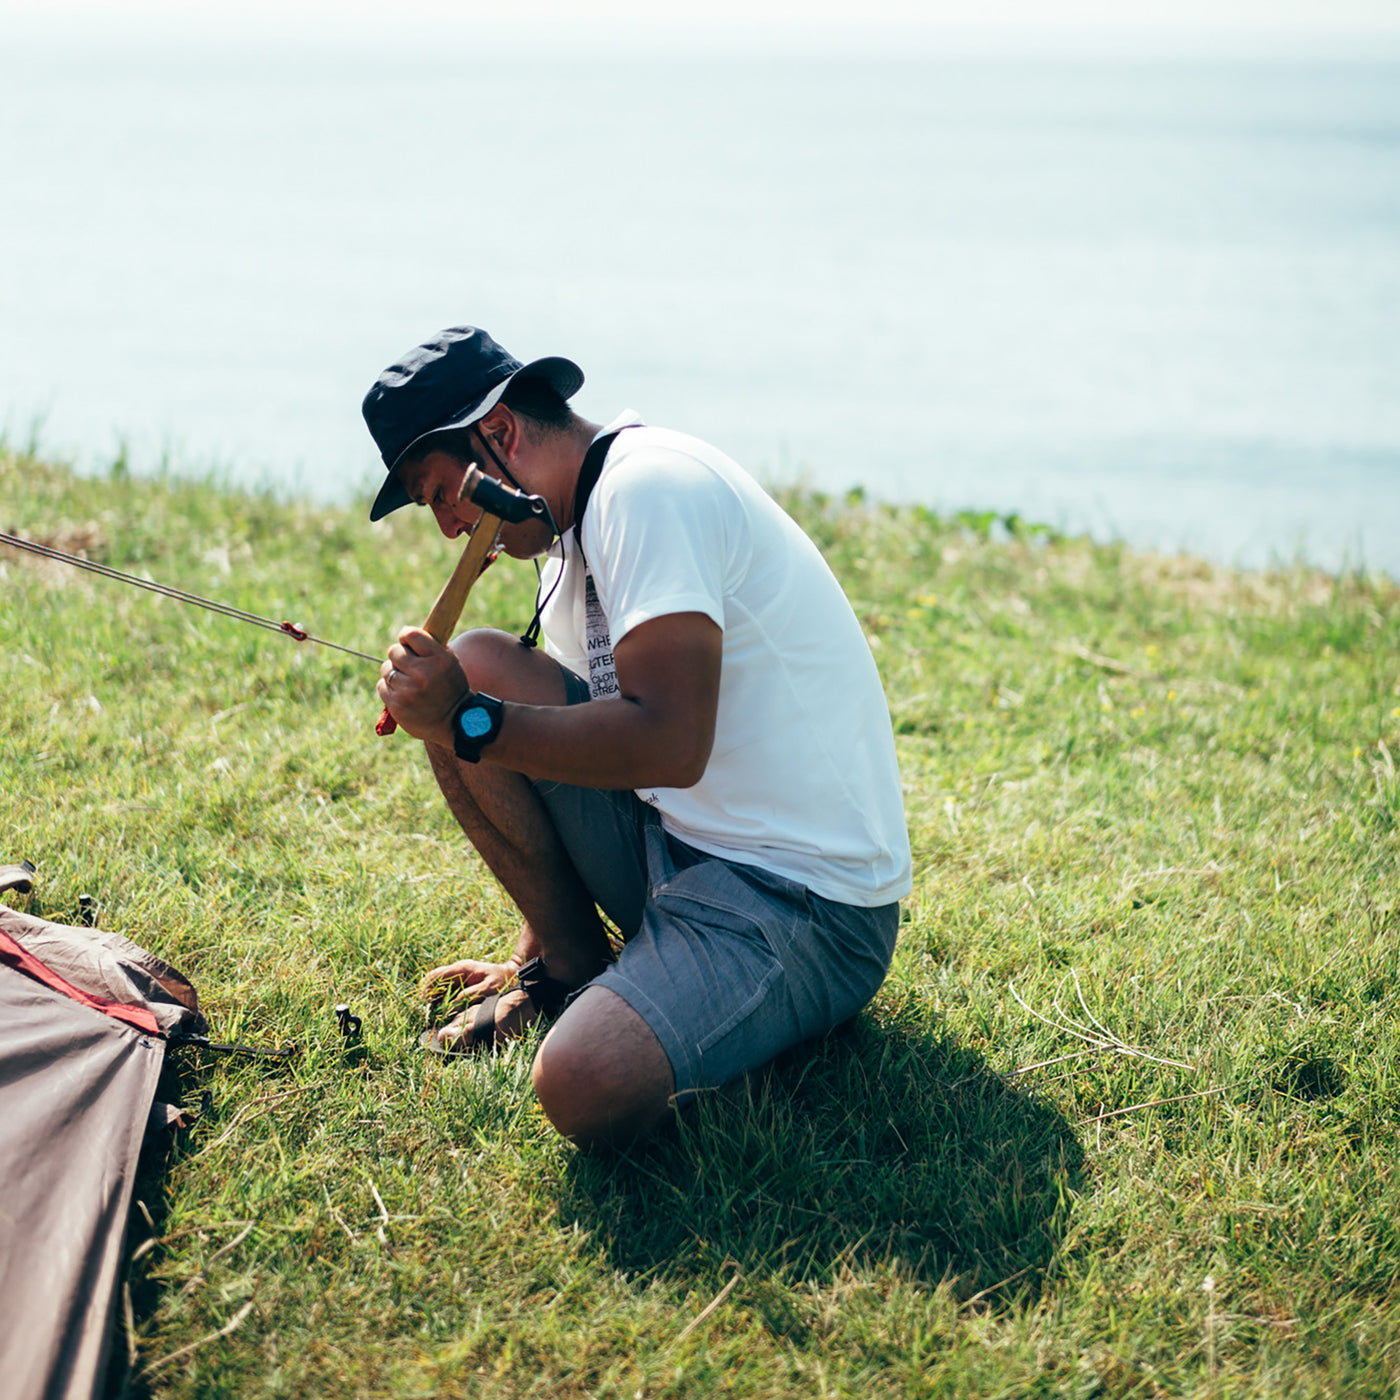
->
366, 326, 911, 1148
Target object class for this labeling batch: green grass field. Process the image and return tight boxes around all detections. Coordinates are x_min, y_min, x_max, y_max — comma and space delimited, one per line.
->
3, 444, 1398, 1399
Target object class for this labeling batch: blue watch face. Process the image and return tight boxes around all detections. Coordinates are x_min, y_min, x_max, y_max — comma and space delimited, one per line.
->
459, 705, 494, 739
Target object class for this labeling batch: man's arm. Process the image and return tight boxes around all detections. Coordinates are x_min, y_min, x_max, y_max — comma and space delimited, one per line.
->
380, 611, 722, 791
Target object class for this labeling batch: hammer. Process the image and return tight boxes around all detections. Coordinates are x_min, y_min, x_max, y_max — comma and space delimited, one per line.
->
375, 466, 548, 736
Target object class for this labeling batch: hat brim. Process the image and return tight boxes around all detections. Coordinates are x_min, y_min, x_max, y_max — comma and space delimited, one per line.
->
369, 355, 583, 522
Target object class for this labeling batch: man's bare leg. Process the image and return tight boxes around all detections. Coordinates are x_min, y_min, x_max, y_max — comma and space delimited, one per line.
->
418, 629, 680, 1142
420, 630, 614, 1041
424, 743, 613, 981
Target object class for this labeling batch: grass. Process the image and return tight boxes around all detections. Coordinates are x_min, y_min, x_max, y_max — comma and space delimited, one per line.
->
2, 445, 1399, 1399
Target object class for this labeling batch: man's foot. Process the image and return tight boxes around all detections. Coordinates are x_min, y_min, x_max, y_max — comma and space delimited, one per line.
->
420, 958, 579, 1056
421, 985, 541, 1055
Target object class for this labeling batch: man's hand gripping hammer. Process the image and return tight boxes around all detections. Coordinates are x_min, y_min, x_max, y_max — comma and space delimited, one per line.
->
375, 467, 549, 736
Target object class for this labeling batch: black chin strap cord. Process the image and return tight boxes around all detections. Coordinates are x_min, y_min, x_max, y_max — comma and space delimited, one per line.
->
513, 427, 636, 650
518, 565, 554, 650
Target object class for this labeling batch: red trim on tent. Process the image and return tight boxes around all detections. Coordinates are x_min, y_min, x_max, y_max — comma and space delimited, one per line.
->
0, 929, 161, 1035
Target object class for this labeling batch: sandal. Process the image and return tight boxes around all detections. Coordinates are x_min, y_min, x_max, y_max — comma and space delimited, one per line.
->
420, 993, 504, 1056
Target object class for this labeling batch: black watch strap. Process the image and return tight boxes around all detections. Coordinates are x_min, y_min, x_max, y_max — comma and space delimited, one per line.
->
450, 692, 504, 763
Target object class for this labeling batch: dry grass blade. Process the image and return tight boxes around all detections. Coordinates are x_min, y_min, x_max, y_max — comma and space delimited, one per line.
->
1009, 976, 1196, 1072
1009, 1048, 1098, 1077
1121, 863, 1226, 891
1081, 1086, 1235, 1124
1059, 640, 1244, 696
1070, 968, 1119, 1045
179, 1220, 255, 1297
673, 1269, 742, 1346
131, 1218, 255, 1264
324, 1184, 359, 1243
139, 1298, 256, 1377
370, 1179, 391, 1245
960, 1264, 1034, 1310
1062, 640, 1163, 680
187, 1083, 324, 1161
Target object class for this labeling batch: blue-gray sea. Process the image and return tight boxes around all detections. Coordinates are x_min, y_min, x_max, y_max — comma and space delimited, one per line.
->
2, 27, 1398, 575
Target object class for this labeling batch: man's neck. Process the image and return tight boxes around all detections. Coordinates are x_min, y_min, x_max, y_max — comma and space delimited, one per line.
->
551, 418, 605, 531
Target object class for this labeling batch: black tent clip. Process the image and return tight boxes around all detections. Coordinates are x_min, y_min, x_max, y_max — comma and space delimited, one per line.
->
335, 1004, 362, 1041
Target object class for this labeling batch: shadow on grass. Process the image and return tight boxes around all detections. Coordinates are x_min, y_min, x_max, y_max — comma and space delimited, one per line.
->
105, 1047, 301, 1400
558, 1017, 1084, 1305
103, 1056, 187, 1400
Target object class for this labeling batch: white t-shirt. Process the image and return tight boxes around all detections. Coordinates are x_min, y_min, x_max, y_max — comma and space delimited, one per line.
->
538, 414, 912, 908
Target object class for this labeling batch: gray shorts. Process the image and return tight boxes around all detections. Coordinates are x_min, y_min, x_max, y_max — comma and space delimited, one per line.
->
532, 669, 899, 1099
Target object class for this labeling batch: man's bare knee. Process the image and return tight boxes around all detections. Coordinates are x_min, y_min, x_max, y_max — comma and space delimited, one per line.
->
450, 628, 572, 706
532, 987, 674, 1147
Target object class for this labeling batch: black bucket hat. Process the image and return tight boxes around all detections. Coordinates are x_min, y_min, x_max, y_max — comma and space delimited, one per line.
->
362, 326, 584, 521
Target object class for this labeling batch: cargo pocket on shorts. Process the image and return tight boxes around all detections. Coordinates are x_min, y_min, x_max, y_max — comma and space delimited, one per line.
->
650, 859, 789, 1059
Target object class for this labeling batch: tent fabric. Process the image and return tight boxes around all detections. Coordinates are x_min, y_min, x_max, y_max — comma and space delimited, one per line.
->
0, 889, 203, 1400
0, 927, 161, 1034
0, 906, 204, 1039
0, 972, 165, 1400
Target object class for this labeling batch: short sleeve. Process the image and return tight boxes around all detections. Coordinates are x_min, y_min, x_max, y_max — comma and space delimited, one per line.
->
580, 440, 745, 644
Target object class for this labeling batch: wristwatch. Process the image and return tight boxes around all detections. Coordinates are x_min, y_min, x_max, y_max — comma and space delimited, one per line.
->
450, 691, 504, 763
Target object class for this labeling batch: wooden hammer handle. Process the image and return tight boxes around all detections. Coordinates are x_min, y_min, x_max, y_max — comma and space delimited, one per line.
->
377, 476, 504, 737
422, 508, 502, 643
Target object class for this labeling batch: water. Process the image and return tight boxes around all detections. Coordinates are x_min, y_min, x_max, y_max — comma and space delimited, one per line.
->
2, 25, 1398, 574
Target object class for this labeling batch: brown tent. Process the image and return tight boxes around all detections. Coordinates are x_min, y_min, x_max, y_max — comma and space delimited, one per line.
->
0, 863, 203, 1400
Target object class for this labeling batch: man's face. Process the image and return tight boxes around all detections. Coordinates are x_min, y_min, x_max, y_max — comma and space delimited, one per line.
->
395, 440, 552, 560
397, 447, 473, 538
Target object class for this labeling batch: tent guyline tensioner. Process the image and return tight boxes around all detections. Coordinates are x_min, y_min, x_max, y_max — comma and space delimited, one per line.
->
0, 465, 549, 704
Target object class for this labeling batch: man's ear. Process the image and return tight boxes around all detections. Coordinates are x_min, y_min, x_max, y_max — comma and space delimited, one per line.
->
476, 404, 518, 460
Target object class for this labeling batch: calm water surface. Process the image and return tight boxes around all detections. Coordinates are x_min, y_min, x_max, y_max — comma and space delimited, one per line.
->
1, 30, 1397, 573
